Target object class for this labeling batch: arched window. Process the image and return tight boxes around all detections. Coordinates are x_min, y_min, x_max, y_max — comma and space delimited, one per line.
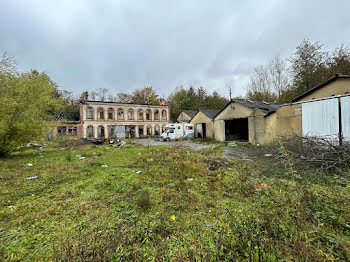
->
138, 125, 144, 137
98, 125, 105, 138
98, 108, 104, 120
108, 108, 114, 120
108, 126, 114, 137
146, 109, 152, 121
87, 107, 94, 119
118, 108, 124, 120
154, 110, 159, 120
146, 125, 152, 136
128, 109, 134, 120
138, 109, 144, 120
162, 125, 166, 133
154, 125, 160, 136
87, 126, 94, 138
161, 110, 167, 121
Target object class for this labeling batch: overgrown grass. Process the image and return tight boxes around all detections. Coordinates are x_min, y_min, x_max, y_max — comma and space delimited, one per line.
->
0, 140, 349, 261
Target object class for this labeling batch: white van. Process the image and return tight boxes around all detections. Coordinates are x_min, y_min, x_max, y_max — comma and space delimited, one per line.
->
160, 123, 194, 141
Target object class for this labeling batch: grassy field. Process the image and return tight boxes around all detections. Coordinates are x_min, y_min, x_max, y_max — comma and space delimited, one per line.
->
0, 139, 350, 261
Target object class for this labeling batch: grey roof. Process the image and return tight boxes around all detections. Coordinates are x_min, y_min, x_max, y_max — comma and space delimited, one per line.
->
183, 110, 197, 118
199, 109, 221, 119
292, 74, 350, 102
232, 99, 282, 113
214, 99, 283, 119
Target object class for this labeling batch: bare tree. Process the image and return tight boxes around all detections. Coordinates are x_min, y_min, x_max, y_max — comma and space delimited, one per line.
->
116, 92, 133, 103
269, 56, 290, 99
246, 65, 276, 102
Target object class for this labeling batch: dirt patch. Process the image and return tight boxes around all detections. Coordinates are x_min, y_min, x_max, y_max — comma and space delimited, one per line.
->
205, 158, 231, 171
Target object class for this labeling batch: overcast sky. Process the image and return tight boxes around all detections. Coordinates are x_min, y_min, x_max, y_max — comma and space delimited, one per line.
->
1, 0, 350, 98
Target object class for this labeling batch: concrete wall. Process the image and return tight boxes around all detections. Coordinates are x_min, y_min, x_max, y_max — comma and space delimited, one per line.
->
296, 78, 350, 102
190, 112, 215, 138
81, 102, 170, 138
264, 104, 302, 143
177, 112, 192, 122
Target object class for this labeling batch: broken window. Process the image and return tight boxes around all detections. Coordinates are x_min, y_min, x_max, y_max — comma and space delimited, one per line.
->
108, 108, 114, 120
138, 125, 144, 137
108, 126, 114, 137
87, 126, 94, 138
154, 125, 160, 136
87, 107, 94, 119
161, 110, 167, 121
98, 108, 104, 120
128, 109, 134, 120
68, 126, 77, 135
146, 125, 152, 136
98, 125, 105, 138
146, 109, 152, 121
138, 109, 144, 120
154, 110, 160, 120
118, 109, 124, 120
57, 126, 66, 135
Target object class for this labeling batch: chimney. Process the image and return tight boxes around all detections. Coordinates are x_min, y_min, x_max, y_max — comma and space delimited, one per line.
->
81, 91, 89, 102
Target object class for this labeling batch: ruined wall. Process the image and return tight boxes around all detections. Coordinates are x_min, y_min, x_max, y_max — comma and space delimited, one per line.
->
264, 104, 302, 143
296, 78, 350, 102
190, 112, 215, 138
248, 109, 266, 145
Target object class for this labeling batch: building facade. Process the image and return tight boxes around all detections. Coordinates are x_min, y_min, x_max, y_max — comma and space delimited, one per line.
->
80, 101, 170, 139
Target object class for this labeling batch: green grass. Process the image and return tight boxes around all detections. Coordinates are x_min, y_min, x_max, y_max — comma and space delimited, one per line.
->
0, 140, 349, 261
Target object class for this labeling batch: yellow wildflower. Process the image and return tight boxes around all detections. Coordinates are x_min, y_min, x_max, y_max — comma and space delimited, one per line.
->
171, 215, 176, 221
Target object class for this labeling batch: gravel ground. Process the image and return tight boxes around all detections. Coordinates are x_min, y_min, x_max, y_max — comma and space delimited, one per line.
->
136, 138, 214, 150
136, 138, 251, 159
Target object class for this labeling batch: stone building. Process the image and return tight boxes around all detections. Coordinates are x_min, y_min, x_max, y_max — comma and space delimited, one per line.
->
80, 95, 170, 139
53, 92, 170, 139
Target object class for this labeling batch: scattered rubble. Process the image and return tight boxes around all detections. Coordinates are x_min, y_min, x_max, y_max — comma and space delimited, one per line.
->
26, 176, 38, 180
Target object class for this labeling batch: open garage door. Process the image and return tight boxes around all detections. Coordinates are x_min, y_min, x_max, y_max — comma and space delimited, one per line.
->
225, 118, 248, 141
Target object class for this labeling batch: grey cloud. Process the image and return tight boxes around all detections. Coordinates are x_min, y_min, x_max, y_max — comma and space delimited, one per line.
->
0, 0, 349, 99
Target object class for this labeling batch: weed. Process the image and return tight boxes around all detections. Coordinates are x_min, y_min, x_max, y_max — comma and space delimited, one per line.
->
136, 189, 151, 211
65, 150, 72, 161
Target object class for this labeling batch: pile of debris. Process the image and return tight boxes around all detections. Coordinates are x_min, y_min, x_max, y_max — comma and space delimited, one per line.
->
266, 136, 350, 172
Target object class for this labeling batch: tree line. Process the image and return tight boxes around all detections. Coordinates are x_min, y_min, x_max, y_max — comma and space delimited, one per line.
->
246, 40, 350, 103
2, 39, 349, 155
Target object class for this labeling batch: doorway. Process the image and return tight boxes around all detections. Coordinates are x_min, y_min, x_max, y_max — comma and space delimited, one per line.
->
225, 118, 248, 141
196, 123, 206, 138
